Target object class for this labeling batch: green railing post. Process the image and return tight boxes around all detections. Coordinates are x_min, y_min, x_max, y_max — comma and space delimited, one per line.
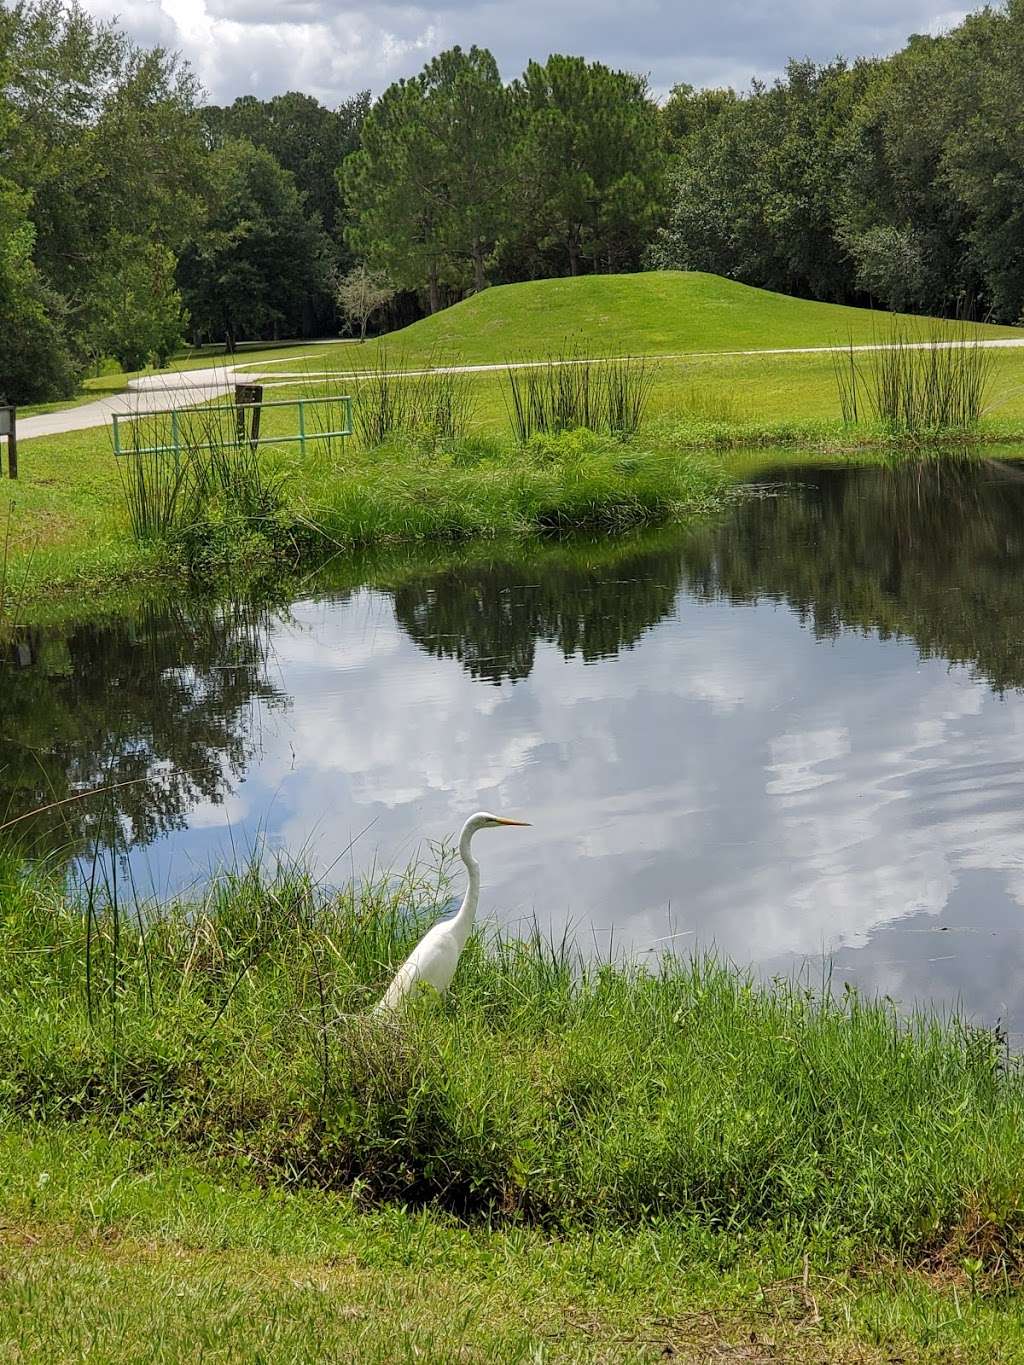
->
112, 415, 122, 457
170, 410, 181, 455
298, 398, 306, 456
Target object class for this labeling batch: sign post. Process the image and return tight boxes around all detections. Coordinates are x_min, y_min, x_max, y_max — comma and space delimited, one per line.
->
0, 405, 16, 479
234, 383, 263, 453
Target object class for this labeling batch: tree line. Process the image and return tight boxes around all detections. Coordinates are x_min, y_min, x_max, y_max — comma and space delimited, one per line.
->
2, 0, 1023, 405
656, 1, 1024, 321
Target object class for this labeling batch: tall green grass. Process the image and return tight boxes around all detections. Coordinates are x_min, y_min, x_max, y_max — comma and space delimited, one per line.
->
304, 429, 727, 545
4, 847, 1024, 1266
352, 352, 476, 447
504, 349, 654, 441
833, 330, 994, 434
0, 503, 32, 634
117, 401, 285, 546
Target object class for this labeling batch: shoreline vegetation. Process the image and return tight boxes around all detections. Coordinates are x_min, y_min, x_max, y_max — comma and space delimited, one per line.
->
4, 274, 1024, 619
5, 853, 1024, 1358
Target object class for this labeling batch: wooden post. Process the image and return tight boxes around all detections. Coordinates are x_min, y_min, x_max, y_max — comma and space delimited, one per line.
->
234, 383, 263, 452
0, 406, 15, 479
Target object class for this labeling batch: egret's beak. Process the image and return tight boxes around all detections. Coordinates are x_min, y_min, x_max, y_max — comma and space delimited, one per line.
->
496, 818, 531, 826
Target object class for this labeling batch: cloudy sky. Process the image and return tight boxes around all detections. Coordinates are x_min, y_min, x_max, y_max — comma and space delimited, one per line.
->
86, 0, 971, 107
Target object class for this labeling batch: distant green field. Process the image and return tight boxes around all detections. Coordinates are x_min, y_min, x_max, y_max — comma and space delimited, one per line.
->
6, 271, 1023, 609
254, 272, 1022, 376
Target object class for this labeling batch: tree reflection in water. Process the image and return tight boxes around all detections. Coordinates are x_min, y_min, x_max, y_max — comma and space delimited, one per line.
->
390, 538, 687, 685
679, 457, 1024, 694
0, 599, 287, 862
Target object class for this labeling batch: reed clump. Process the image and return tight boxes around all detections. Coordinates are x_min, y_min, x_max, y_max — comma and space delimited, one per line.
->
117, 398, 287, 568
504, 348, 655, 442
833, 328, 994, 434
4, 848, 1024, 1266
352, 351, 476, 448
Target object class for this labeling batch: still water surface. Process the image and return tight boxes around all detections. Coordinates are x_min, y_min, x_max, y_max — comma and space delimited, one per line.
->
7, 458, 1024, 1028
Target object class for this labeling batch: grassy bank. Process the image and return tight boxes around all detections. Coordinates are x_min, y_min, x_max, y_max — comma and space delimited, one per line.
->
6, 383, 1024, 615
4, 853, 1024, 1358
0, 416, 731, 613
248, 272, 1021, 374
5, 270, 1024, 613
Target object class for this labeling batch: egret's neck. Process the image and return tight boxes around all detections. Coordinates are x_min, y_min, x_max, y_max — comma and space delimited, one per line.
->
453, 826, 482, 941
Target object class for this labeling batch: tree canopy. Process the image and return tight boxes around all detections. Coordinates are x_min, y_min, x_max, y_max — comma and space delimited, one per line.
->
655, 2, 1024, 321
4, 0, 1024, 405
177, 139, 332, 352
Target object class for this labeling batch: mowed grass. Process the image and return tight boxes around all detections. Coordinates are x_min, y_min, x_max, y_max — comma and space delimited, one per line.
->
7, 1130, 1024, 1363
6, 855, 1024, 1359
3, 280, 1023, 609
267, 346, 1024, 457
262, 271, 1023, 376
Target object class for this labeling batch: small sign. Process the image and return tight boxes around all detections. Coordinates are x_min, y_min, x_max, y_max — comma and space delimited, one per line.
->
1, 404, 16, 476
235, 383, 263, 452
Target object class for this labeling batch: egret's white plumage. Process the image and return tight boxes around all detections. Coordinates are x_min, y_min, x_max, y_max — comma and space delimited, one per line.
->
373, 812, 529, 1013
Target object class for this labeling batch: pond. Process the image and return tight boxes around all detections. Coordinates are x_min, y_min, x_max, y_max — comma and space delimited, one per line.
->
6, 455, 1024, 1032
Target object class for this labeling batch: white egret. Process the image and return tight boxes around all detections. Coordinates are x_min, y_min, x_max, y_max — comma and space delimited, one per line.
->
373, 812, 530, 1013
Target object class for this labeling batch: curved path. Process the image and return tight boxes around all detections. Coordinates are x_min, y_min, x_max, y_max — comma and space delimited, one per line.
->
13, 368, 243, 442
11, 335, 1024, 441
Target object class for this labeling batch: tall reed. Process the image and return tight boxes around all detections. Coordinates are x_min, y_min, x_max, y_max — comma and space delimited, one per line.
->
504, 349, 654, 442
831, 341, 861, 425
412, 365, 477, 442
352, 352, 476, 448
833, 328, 993, 434
117, 397, 284, 544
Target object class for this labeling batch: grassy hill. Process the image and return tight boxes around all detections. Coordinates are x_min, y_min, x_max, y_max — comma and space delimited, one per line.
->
278, 272, 1021, 374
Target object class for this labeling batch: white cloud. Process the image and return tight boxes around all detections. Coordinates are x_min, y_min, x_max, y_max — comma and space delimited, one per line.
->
82, 0, 975, 104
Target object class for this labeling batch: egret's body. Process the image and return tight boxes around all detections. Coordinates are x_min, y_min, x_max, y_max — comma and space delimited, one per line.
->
374, 812, 528, 1013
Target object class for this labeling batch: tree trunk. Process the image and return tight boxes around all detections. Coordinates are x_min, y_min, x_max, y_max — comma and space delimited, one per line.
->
568, 237, 580, 276
472, 242, 486, 293
428, 265, 441, 314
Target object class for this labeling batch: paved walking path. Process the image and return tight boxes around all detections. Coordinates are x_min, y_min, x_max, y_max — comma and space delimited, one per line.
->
10, 335, 1024, 442
12, 368, 243, 442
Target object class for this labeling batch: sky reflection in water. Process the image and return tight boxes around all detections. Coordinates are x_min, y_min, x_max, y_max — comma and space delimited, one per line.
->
7, 459, 1024, 1030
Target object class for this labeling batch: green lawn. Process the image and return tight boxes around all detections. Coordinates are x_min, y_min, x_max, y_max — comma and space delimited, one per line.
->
282, 346, 1024, 433
6, 1125, 1024, 1363
266, 271, 1022, 376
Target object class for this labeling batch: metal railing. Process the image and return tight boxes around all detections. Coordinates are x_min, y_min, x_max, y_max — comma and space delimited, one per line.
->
112, 394, 353, 458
